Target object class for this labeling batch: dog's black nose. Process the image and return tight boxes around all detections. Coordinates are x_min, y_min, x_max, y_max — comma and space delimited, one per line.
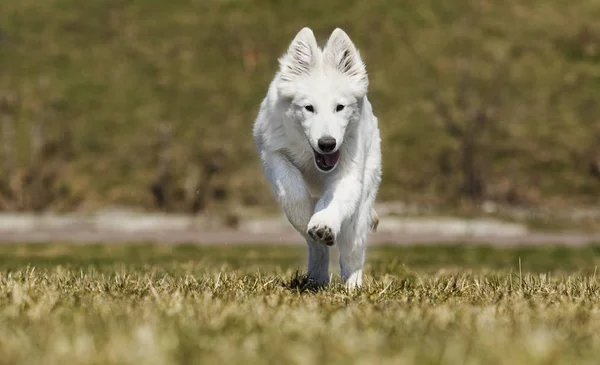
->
318, 136, 336, 153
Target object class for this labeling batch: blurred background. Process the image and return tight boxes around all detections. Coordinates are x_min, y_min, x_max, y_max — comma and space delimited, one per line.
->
1, 0, 599, 232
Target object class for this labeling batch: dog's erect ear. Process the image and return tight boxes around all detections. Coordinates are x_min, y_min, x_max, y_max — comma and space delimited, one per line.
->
279, 27, 319, 83
323, 28, 368, 95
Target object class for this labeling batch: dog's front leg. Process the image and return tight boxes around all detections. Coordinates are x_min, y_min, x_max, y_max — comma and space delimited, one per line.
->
306, 172, 362, 246
261, 152, 329, 283
306, 171, 364, 288
262, 152, 314, 233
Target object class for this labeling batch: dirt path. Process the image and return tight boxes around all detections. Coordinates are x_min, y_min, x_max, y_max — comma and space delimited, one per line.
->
1, 228, 600, 246
0, 212, 599, 246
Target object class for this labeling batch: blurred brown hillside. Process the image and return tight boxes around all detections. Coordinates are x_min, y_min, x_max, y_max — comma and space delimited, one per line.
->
0, 0, 599, 214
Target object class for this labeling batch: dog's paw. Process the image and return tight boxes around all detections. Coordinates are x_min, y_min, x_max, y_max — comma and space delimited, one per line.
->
308, 225, 335, 246
307, 211, 339, 246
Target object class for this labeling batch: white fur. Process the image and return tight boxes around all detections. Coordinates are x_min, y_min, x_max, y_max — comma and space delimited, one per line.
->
253, 27, 382, 289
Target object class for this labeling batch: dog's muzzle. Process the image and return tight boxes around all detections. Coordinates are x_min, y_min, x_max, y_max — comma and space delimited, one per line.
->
313, 149, 341, 172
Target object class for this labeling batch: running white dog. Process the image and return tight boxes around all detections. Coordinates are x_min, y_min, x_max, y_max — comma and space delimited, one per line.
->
253, 27, 382, 288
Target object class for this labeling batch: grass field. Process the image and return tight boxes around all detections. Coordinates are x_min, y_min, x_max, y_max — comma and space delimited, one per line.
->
1, 243, 600, 364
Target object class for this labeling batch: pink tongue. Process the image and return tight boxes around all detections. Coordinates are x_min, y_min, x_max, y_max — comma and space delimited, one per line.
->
323, 151, 340, 167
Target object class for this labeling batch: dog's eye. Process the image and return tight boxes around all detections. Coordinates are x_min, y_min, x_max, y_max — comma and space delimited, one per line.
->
304, 105, 314, 112
336, 104, 345, 112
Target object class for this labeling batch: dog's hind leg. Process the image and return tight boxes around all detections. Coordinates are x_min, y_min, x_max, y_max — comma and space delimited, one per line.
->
306, 238, 330, 285
303, 197, 329, 285
370, 208, 379, 232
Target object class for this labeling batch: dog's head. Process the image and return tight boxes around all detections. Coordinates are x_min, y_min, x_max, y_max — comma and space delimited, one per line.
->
276, 27, 369, 173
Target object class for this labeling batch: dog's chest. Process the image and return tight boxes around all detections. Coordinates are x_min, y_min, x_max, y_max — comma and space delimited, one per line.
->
286, 148, 327, 197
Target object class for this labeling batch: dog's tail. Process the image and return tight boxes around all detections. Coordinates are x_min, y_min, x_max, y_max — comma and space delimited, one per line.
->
370, 208, 379, 232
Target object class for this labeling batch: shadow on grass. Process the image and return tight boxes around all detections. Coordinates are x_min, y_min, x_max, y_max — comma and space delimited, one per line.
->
282, 271, 329, 293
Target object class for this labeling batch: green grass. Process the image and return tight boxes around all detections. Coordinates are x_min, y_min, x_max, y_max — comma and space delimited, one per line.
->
1, 243, 600, 364
1, 0, 599, 212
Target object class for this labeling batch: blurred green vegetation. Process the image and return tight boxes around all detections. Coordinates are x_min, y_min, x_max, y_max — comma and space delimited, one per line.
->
0, 0, 599, 213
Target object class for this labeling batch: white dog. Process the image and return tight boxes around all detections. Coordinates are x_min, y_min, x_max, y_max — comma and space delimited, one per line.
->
253, 27, 382, 288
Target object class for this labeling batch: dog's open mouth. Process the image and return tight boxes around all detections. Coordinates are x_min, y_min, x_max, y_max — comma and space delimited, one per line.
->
313, 149, 341, 172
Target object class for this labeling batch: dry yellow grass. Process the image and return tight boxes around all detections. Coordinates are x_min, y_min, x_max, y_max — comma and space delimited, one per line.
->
0, 243, 599, 364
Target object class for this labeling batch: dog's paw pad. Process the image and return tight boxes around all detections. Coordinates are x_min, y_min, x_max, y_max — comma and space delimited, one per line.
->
308, 226, 334, 246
